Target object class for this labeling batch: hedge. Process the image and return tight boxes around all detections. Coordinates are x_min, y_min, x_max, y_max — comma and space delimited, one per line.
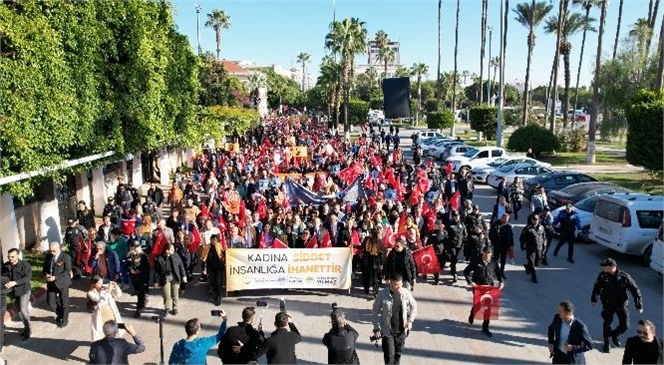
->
507, 124, 560, 154
625, 90, 664, 172
427, 111, 455, 130
469, 106, 497, 138
348, 99, 370, 125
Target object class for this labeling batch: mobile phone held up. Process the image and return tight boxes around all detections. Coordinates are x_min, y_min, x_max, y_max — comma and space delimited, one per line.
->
256, 300, 268, 308
211, 310, 223, 317
117, 323, 127, 330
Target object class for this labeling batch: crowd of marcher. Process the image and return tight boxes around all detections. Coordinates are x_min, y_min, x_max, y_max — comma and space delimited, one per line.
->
0, 114, 662, 365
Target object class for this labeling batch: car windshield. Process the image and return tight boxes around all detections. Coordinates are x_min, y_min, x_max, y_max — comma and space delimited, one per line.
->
488, 160, 504, 167
497, 164, 519, 173
462, 148, 478, 157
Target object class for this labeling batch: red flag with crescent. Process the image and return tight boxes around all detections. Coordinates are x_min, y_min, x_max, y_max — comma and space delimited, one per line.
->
149, 229, 167, 266
446, 160, 453, 175
319, 231, 332, 248
472, 285, 502, 320
450, 190, 461, 211
272, 238, 289, 249
305, 234, 318, 248
383, 226, 396, 249
412, 245, 441, 275
188, 225, 202, 253
351, 229, 361, 255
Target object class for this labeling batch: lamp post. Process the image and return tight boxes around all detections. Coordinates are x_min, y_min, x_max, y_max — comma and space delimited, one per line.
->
487, 26, 493, 106
195, 3, 202, 55
496, 0, 505, 147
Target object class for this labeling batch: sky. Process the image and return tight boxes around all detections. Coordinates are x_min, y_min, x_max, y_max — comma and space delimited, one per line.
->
172, 0, 655, 89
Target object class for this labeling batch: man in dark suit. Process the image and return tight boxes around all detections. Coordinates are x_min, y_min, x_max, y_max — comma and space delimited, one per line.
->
548, 301, 593, 364
89, 320, 145, 364
325, 213, 349, 248
622, 319, 663, 364
252, 312, 301, 364
42, 242, 72, 328
2, 248, 32, 340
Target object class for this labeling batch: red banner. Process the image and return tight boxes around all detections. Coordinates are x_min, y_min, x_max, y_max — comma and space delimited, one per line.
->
472, 285, 501, 320
412, 245, 441, 275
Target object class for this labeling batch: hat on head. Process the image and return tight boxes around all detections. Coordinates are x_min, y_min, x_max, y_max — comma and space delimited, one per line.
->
600, 258, 617, 267
78, 200, 86, 205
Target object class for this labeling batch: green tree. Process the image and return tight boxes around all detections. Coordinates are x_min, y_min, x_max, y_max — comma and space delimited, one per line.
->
205, 9, 231, 61
318, 55, 343, 125
469, 106, 498, 138
625, 90, 664, 172
296, 52, 310, 91
571, 0, 599, 117
586, 0, 607, 164
410, 63, 429, 122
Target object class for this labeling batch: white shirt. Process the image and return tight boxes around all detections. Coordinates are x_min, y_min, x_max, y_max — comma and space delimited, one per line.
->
559, 317, 574, 353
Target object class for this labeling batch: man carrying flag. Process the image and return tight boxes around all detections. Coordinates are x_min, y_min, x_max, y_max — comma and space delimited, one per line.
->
464, 246, 503, 337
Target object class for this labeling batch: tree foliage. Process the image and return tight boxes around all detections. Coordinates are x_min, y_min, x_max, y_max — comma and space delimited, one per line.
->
464, 81, 521, 105
348, 99, 370, 125
469, 106, 498, 138
507, 124, 560, 153
427, 111, 455, 130
625, 90, 664, 172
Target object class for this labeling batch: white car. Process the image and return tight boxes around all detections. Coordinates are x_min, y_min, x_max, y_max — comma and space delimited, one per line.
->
551, 195, 600, 242
450, 147, 507, 173
471, 157, 551, 183
426, 141, 465, 159
650, 224, 663, 273
487, 164, 554, 189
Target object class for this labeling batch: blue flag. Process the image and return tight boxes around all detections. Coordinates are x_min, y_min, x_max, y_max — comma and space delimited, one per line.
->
284, 178, 329, 206
339, 176, 367, 205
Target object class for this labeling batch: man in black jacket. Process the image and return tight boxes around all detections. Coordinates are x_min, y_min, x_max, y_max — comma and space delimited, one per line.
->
591, 258, 643, 353
464, 246, 503, 337
622, 319, 663, 364
147, 182, 165, 219
323, 310, 360, 364
126, 242, 150, 318
489, 213, 513, 279
384, 238, 417, 290
443, 210, 467, 283
252, 312, 301, 364
427, 220, 447, 285
154, 244, 187, 317
2, 248, 32, 340
547, 301, 593, 364
519, 214, 547, 284
42, 242, 72, 328
219, 306, 266, 364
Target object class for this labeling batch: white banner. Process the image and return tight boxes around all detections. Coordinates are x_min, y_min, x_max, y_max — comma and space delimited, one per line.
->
225, 247, 352, 291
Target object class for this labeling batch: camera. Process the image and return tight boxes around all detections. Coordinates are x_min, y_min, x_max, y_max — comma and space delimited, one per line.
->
117, 323, 126, 330
369, 334, 381, 342
211, 310, 223, 317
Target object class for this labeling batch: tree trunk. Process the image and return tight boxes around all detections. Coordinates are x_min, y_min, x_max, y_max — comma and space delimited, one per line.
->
216, 29, 221, 60
501, 0, 509, 106
452, 0, 460, 136
549, 0, 567, 132
479, 0, 488, 104
612, 0, 624, 61
437, 0, 442, 100
562, 49, 571, 130
656, 13, 664, 91
302, 62, 306, 91
586, 0, 607, 164
572, 6, 592, 126
522, 0, 536, 126
647, 0, 661, 55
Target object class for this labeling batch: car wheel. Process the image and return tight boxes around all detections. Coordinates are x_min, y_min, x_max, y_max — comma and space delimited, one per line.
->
642, 244, 653, 266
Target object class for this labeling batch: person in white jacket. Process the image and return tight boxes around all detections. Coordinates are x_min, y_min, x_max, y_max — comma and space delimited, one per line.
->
87, 276, 124, 341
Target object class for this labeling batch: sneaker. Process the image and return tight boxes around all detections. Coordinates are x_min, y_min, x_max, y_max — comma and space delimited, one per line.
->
482, 329, 493, 337
163, 309, 170, 318
611, 335, 621, 347
567, 258, 575, 264
603, 342, 610, 353
531, 277, 538, 284
523, 264, 531, 274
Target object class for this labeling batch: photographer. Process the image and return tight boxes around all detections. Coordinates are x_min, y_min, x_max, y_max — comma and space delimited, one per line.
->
219, 306, 266, 364
323, 309, 360, 364
168, 308, 228, 365
251, 312, 301, 364
372, 273, 418, 365
89, 320, 145, 364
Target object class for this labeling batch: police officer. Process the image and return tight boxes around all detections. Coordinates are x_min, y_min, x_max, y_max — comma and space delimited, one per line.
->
443, 210, 467, 283
591, 258, 643, 353
519, 213, 547, 284
323, 310, 360, 364
64, 218, 87, 279
126, 242, 150, 318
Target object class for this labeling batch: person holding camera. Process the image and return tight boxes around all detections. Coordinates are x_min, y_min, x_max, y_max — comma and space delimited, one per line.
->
168, 308, 228, 365
89, 320, 145, 364
251, 312, 301, 364
372, 272, 418, 365
87, 276, 123, 341
219, 306, 266, 364
323, 309, 360, 364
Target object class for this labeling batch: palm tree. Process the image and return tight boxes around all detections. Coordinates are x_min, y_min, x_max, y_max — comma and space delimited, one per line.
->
378, 47, 396, 78
479, 0, 488, 104
490, 56, 500, 95
437, 0, 443, 100
547, 0, 569, 131
247, 72, 268, 108
319, 55, 342, 126
545, 12, 595, 129
656, 9, 664, 91
452, 0, 461, 117
410, 62, 429, 125
514, 1, 553, 125
365, 66, 378, 90
205, 9, 231, 61
612, 0, 624, 60
325, 18, 368, 136
571, 0, 599, 118
395, 66, 410, 77
296, 52, 310, 91
646, 0, 660, 55
586, 0, 608, 164
630, 18, 652, 58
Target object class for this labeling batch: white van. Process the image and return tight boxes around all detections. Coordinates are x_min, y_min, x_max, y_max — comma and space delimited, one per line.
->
589, 194, 664, 262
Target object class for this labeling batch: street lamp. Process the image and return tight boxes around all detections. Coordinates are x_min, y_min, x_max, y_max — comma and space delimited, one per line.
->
487, 26, 493, 106
195, 3, 202, 55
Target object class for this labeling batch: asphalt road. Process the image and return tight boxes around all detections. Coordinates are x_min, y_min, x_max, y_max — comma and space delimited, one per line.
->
2, 131, 660, 365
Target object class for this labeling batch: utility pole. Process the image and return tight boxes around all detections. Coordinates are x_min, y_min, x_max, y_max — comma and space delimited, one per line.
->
496, 0, 505, 147
195, 3, 202, 55
487, 27, 493, 106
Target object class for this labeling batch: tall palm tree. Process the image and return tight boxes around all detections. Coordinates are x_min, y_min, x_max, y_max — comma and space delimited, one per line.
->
479, 0, 488, 104
514, 1, 553, 125
452, 0, 461, 117
630, 17, 652, 58
247, 72, 268, 107
545, 12, 595, 129
205, 9, 231, 61
500, 0, 510, 109
571, 0, 599, 117
490, 56, 500, 95
319, 55, 342, 127
325, 18, 368, 136
586, 0, 608, 164
437, 0, 443, 100
378, 47, 396, 78
548, 0, 569, 131
612, 0, 624, 60
365, 66, 378, 90
646, 0, 660, 55
656, 9, 664, 91
410, 62, 429, 125
296, 52, 310, 91
395, 65, 410, 77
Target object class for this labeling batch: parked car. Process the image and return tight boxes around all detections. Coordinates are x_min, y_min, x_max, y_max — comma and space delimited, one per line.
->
589, 194, 664, 264
488, 164, 554, 189
522, 171, 598, 201
416, 135, 453, 152
649, 222, 663, 274
430, 142, 470, 160
547, 182, 632, 209
471, 157, 551, 183
425, 140, 463, 158
550, 194, 612, 242
449, 147, 507, 173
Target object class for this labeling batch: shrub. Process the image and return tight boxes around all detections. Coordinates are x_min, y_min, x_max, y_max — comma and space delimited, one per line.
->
369, 97, 383, 110
348, 99, 370, 125
469, 106, 497, 139
425, 99, 443, 112
557, 129, 587, 152
507, 124, 560, 154
504, 108, 521, 126
427, 111, 455, 130
625, 90, 664, 172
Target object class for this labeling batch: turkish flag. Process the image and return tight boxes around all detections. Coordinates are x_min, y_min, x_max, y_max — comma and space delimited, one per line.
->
305, 235, 318, 248
319, 231, 333, 248
188, 225, 202, 253
272, 238, 289, 249
351, 229, 361, 255
398, 213, 407, 234
258, 233, 267, 249
450, 190, 461, 211
472, 285, 502, 320
150, 229, 167, 267
426, 158, 434, 170
382, 226, 396, 249
412, 245, 441, 275
446, 160, 453, 175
